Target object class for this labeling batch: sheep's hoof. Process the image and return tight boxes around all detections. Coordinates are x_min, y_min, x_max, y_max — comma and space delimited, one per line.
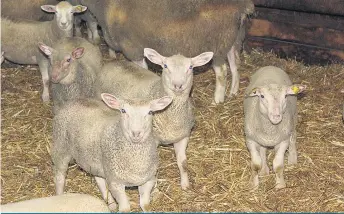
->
41, 94, 50, 103
275, 182, 286, 189
259, 166, 270, 176
108, 202, 117, 211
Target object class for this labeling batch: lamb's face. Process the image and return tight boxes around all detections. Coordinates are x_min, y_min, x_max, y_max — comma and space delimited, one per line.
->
38, 43, 85, 84
41, 2, 87, 32
101, 94, 173, 144
143, 48, 214, 96
247, 84, 306, 125
162, 55, 194, 95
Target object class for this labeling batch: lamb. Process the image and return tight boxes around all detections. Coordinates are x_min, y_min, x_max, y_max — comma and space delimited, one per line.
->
1, 1, 87, 102
244, 66, 306, 189
95, 48, 214, 190
38, 37, 102, 113
69, 0, 254, 103
52, 94, 173, 211
1, 193, 110, 213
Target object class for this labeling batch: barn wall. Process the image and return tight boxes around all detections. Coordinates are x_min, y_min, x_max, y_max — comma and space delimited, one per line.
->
246, 0, 344, 65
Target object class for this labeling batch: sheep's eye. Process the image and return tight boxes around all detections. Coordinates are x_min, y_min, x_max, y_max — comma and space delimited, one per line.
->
260, 95, 264, 98
148, 110, 153, 115
285, 94, 287, 98
66, 58, 71, 63
164, 64, 167, 68
189, 65, 193, 70
121, 109, 126, 113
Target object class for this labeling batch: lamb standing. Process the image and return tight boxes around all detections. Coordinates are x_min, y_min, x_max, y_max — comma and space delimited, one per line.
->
96, 48, 214, 190
1, 1, 87, 102
244, 66, 306, 189
38, 37, 102, 113
70, 0, 254, 103
52, 95, 173, 211
1, 193, 110, 212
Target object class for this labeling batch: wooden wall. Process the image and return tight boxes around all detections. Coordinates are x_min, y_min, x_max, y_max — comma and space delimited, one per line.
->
245, 0, 344, 65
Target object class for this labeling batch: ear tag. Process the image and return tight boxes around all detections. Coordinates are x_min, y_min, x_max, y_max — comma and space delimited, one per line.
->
76, 5, 83, 12
292, 85, 299, 94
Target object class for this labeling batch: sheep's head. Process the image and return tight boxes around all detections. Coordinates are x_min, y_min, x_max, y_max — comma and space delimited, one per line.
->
41, 1, 87, 32
38, 42, 85, 85
247, 84, 306, 125
144, 48, 213, 96
101, 93, 173, 143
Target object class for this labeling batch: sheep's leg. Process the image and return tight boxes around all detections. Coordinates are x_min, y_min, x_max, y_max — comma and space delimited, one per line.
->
227, 45, 240, 97
138, 177, 156, 211
259, 146, 269, 176
173, 137, 190, 190
133, 58, 148, 69
86, 21, 100, 45
246, 139, 261, 190
288, 131, 297, 165
108, 48, 117, 59
108, 182, 130, 212
95, 176, 116, 211
74, 17, 83, 37
52, 155, 71, 195
213, 63, 227, 104
273, 140, 289, 189
37, 58, 50, 102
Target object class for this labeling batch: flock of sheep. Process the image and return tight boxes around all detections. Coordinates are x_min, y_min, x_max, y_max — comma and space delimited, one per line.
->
1, 0, 343, 212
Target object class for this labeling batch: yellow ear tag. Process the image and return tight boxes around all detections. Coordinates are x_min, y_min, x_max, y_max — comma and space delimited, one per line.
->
76, 5, 83, 12
292, 86, 299, 94
251, 87, 257, 95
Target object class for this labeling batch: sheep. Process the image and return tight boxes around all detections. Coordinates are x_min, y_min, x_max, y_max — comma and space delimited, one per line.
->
1, 0, 57, 21
95, 48, 214, 190
38, 37, 102, 113
69, 0, 254, 103
244, 66, 306, 189
1, 1, 87, 102
52, 94, 173, 211
1, 193, 110, 213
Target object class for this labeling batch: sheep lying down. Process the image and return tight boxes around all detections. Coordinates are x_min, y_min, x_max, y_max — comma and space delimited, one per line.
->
1, 193, 110, 212
244, 66, 306, 189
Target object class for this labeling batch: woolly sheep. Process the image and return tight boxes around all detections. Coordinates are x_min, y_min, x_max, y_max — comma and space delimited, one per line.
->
70, 0, 254, 103
95, 48, 214, 190
1, 1, 87, 102
1, 0, 57, 21
1, 193, 110, 213
244, 66, 306, 189
52, 95, 173, 211
38, 37, 102, 113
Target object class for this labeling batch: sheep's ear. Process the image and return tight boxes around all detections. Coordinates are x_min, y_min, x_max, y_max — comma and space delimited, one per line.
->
287, 84, 306, 95
144, 48, 166, 67
72, 47, 85, 59
191, 52, 214, 67
150, 96, 173, 112
101, 93, 122, 110
72, 5, 87, 13
246, 87, 261, 97
38, 42, 54, 56
41, 5, 56, 13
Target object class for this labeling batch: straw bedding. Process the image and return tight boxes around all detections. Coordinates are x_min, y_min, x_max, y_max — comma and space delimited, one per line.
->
1, 47, 344, 212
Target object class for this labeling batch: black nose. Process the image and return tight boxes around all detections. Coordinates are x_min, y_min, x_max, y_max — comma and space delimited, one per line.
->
174, 84, 183, 90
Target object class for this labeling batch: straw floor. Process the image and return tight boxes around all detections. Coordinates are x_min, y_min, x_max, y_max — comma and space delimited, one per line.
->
1, 47, 344, 212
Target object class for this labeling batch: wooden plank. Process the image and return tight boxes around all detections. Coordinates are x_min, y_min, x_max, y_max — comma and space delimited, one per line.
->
252, 0, 344, 16
255, 7, 344, 30
248, 19, 344, 50
245, 37, 344, 65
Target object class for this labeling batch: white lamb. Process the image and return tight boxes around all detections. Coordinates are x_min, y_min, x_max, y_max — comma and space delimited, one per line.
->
244, 66, 306, 189
1, 193, 110, 212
